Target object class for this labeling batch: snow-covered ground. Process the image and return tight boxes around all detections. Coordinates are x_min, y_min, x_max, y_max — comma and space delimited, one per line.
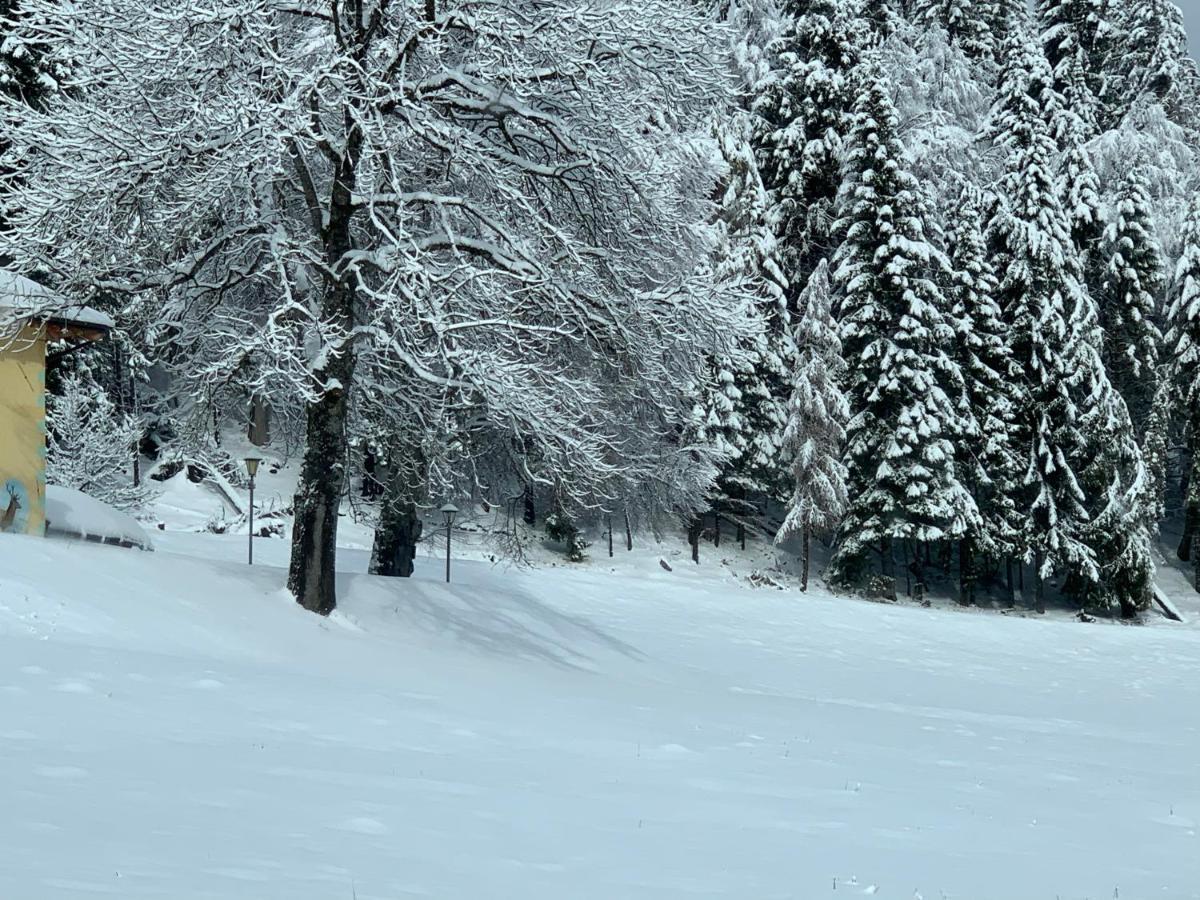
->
2, 514, 1199, 900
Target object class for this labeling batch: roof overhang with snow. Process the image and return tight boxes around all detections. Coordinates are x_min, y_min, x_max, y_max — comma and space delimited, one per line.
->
0, 270, 114, 344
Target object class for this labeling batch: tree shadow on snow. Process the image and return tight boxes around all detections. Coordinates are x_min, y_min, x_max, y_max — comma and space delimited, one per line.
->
343, 575, 644, 671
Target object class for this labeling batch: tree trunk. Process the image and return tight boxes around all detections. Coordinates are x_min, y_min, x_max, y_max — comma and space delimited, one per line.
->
607, 516, 613, 558
1179, 503, 1197, 562
288, 141, 361, 615
1180, 418, 1198, 562
523, 486, 536, 526
1034, 549, 1045, 615
713, 511, 721, 548
902, 540, 912, 597
689, 518, 702, 564
370, 498, 423, 577
879, 537, 897, 601
129, 372, 141, 488
1194, 528, 1200, 594
801, 524, 810, 593
738, 521, 745, 550
288, 367, 351, 615
958, 540, 973, 607
624, 511, 633, 551
911, 542, 925, 604
1006, 557, 1016, 609
248, 394, 271, 447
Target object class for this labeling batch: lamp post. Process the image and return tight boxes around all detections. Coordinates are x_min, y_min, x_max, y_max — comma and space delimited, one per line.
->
440, 502, 459, 583
244, 457, 262, 565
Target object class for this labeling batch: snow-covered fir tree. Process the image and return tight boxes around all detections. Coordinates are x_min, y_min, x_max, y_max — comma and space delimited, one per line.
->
829, 63, 980, 593
1108, 0, 1197, 126
988, 35, 1153, 614
1098, 169, 1165, 438
1167, 193, 1200, 572
1060, 128, 1104, 254
909, 0, 997, 62
46, 372, 147, 512
777, 259, 847, 591
0, 0, 64, 105
980, 0, 1030, 63
698, 119, 793, 515
1169, 194, 1200, 406
858, 0, 905, 41
879, 16, 992, 198
753, 0, 866, 307
692, 0, 794, 522
1037, 0, 1109, 130
987, 35, 1099, 606
945, 186, 1025, 601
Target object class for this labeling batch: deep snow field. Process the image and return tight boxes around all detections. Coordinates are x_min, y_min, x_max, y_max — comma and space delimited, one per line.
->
2, 477, 1200, 899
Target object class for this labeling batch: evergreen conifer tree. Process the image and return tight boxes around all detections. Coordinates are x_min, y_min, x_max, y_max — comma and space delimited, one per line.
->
1037, 0, 1109, 126
777, 259, 848, 591
0, 0, 67, 237
1098, 170, 1165, 437
980, 0, 1029, 61
945, 187, 1025, 602
1166, 193, 1200, 574
989, 36, 1153, 615
0, 0, 62, 106
909, 0, 996, 61
753, 0, 866, 307
695, 1, 795, 524
696, 119, 794, 517
987, 36, 1098, 609
1109, 0, 1194, 123
829, 64, 980, 594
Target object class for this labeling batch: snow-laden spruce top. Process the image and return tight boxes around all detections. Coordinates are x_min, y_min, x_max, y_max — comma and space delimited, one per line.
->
0, 270, 113, 330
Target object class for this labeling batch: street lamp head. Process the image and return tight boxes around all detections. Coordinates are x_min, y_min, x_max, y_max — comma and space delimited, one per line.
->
243, 457, 263, 480
440, 502, 459, 527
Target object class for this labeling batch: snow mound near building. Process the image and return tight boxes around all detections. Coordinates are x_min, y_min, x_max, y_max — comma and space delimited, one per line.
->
44, 485, 152, 550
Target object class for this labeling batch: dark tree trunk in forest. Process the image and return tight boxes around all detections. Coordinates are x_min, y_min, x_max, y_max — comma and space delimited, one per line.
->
523, 486, 536, 526
1034, 549, 1045, 615
881, 537, 897, 601
1182, 513, 1196, 562
911, 543, 925, 604
713, 511, 721, 548
1194, 529, 1200, 593
624, 512, 633, 551
958, 540, 973, 607
1180, 419, 1198, 562
1006, 557, 1016, 609
689, 518, 702, 564
801, 524, 811, 593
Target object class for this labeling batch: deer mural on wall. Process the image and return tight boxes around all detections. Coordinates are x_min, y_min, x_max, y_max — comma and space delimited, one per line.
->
1, 481, 24, 533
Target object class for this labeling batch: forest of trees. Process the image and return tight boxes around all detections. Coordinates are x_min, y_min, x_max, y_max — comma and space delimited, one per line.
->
3, 0, 1200, 619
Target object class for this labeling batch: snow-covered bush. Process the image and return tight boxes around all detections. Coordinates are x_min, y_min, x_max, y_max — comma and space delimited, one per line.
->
46, 372, 148, 511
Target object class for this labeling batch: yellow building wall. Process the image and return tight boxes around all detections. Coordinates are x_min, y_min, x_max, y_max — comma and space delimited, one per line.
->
0, 323, 47, 537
